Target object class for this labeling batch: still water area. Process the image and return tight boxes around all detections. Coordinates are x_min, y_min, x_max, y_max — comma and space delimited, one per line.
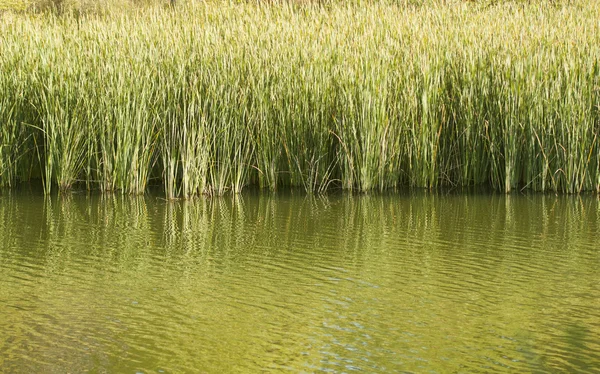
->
0, 190, 599, 373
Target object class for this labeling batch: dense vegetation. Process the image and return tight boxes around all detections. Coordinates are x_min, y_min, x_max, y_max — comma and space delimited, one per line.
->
1, 1, 599, 197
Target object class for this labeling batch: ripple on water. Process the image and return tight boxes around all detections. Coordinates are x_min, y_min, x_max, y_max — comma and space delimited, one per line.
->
0, 192, 599, 372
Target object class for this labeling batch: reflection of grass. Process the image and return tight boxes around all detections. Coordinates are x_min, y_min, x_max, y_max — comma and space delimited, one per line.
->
1, 1, 600, 196
1, 191, 600, 371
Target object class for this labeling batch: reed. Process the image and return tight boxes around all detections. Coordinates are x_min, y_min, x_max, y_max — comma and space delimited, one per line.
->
1, 0, 599, 197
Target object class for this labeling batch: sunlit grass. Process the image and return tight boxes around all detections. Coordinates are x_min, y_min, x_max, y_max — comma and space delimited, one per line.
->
1, 0, 599, 196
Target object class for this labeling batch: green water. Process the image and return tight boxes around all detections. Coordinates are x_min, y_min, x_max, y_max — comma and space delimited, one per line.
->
0, 190, 599, 373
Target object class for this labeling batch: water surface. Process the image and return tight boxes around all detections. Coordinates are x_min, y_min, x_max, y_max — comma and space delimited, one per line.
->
1, 190, 599, 373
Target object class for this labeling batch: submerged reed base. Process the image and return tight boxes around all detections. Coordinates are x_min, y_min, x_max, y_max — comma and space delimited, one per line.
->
1, 0, 599, 197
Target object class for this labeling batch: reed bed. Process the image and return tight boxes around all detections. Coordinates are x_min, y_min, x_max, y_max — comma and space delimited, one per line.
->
1, 1, 599, 196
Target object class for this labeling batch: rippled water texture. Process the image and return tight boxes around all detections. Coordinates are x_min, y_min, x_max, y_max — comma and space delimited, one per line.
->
0, 190, 599, 373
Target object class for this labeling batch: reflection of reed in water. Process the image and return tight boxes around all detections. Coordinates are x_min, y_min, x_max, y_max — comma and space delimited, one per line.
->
1, 191, 599, 264
30, 194, 157, 273
143, 192, 600, 263
2, 192, 600, 372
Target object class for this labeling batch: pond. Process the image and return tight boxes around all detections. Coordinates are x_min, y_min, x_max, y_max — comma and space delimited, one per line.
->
0, 190, 599, 372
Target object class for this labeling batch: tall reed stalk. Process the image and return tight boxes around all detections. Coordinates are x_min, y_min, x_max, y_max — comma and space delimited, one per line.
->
1, 1, 599, 196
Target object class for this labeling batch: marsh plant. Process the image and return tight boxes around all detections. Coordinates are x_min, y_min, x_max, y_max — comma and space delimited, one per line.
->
0, 0, 599, 197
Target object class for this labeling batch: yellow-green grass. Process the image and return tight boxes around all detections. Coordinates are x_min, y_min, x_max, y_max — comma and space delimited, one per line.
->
1, 1, 599, 196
